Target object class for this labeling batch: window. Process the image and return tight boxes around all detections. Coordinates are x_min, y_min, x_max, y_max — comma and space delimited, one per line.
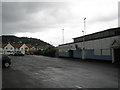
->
75, 44, 78, 49
25, 48, 28, 49
102, 49, 111, 56
94, 49, 101, 55
11, 48, 13, 50
6, 48, 8, 50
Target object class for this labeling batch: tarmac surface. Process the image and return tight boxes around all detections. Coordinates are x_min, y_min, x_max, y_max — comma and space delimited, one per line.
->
2, 55, 118, 89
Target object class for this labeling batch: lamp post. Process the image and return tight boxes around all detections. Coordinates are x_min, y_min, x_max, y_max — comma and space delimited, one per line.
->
84, 18, 86, 35
82, 30, 85, 60
82, 18, 86, 60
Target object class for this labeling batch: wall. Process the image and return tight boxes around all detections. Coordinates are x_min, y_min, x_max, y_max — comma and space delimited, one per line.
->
3, 43, 14, 55
85, 49, 112, 60
19, 44, 28, 54
59, 52, 69, 57
58, 36, 120, 61
73, 50, 82, 58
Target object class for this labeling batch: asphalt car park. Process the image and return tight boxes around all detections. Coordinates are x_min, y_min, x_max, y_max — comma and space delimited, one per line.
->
2, 55, 119, 88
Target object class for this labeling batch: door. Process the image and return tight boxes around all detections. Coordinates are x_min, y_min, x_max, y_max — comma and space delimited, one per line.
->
69, 50, 73, 58
114, 48, 120, 64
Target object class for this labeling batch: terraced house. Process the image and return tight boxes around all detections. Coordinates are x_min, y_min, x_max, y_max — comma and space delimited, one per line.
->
2, 43, 36, 55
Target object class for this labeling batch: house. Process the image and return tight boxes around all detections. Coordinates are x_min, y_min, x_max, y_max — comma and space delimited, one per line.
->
2, 43, 36, 55
2, 43, 14, 55
26, 44, 36, 54
19, 44, 29, 54
36, 45, 51, 51
12, 43, 22, 53
20, 44, 36, 54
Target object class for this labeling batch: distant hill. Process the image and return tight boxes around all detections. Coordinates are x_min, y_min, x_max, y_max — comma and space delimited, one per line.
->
1, 35, 53, 47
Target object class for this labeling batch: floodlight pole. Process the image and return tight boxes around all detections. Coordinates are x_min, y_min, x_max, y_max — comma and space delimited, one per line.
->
82, 18, 86, 60
82, 30, 85, 60
84, 18, 86, 35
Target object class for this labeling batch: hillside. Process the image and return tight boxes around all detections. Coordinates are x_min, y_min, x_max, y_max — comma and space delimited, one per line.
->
1, 35, 53, 47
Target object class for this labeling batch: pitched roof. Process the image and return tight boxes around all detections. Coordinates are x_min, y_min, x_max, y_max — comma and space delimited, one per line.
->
12, 43, 22, 48
73, 27, 120, 43
2, 43, 7, 48
2, 43, 33, 49
25, 44, 33, 48
28, 49, 36, 52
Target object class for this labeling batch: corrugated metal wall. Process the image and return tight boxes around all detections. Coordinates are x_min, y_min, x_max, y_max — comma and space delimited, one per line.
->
58, 36, 120, 61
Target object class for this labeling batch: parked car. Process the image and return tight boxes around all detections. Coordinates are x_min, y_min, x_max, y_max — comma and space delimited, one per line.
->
14, 52, 24, 56
2, 54, 11, 68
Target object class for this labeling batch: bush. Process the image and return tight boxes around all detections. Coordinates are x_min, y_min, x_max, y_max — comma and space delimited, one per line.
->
34, 47, 57, 57
34, 50, 44, 55
43, 47, 56, 57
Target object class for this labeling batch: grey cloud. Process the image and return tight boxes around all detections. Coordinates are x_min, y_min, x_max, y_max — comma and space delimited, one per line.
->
89, 12, 117, 24
2, 19, 59, 34
2, 2, 69, 23
118, 1, 120, 27
2, 2, 71, 34
23, 2, 67, 13
2, 2, 28, 23
0, 2, 2, 35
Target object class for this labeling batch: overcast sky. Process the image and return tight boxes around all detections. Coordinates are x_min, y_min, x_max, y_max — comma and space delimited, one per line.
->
2, 0, 119, 46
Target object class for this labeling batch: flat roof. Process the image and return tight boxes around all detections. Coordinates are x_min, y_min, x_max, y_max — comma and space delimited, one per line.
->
73, 27, 120, 43
59, 27, 120, 46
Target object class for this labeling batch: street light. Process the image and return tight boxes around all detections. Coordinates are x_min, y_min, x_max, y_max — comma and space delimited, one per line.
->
82, 30, 85, 60
84, 18, 86, 35
82, 18, 86, 60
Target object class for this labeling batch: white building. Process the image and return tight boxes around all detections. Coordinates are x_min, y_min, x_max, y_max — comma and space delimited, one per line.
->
2, 43, 14, 55
19, 44, 29, 54
58, 27, 120, 63
2, 43, 36, 55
